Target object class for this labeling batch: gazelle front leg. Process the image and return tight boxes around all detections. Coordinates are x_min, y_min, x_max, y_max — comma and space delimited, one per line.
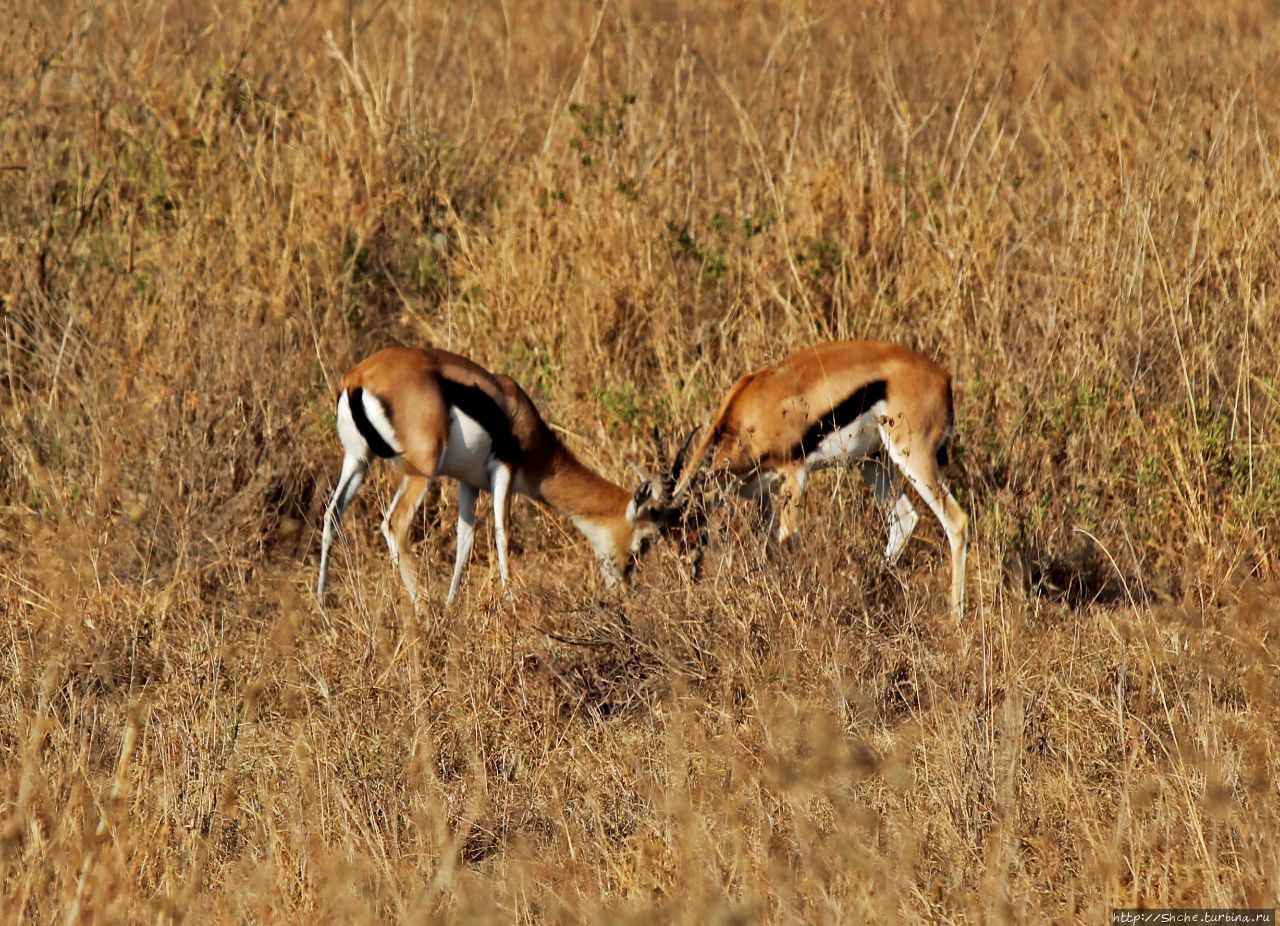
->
491, 463, 514, 591
773, 463, 808, 545
446, 484, 479, 605
860, 458, 919, 564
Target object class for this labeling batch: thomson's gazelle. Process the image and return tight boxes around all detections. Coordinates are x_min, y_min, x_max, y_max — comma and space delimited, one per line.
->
316, 347, 677, 608
674, 341, 969, 617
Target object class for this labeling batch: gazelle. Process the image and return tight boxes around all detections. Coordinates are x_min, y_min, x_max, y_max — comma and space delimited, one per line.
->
316, 346, 678, 608
673, 340, 969, 618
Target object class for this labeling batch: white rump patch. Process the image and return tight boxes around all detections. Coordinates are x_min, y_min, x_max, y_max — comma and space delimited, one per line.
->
358, 389, 402, 456
336, 391, 365, 457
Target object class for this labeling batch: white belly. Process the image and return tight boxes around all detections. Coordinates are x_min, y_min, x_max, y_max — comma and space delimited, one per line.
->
437, 408, 497, 488
805, 405, 884, 470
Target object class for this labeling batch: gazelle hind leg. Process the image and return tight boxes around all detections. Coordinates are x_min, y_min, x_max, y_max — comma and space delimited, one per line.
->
491, 463, 514, 590
859, 458, 919, 564
882, 433, 968, 619
317, 452, 369, 601
381, 478, 410, 556
446, 484, 479, 605
381, 475, 432, 609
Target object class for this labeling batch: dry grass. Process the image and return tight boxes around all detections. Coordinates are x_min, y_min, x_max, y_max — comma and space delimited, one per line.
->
3, 0, 1279, 921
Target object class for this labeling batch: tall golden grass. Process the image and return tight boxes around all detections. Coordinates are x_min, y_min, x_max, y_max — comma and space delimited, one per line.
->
2, 0, 1278, 920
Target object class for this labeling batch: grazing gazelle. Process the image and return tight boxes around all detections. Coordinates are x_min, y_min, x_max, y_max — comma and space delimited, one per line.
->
673, 340, 969, 618
316, 346, 677, 608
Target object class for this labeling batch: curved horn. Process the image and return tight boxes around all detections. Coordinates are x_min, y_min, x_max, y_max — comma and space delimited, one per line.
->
670, 426, 700, 492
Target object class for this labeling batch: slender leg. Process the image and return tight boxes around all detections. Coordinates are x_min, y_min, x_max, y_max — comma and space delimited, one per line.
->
381, 477, 410, 557
317, 452, 369, 601
882, 430, 968, 619
391, 415, 448, 608
381, 475, 432, 609
445, 484, 479, 605
774, 463, 808, 545
884, 494, 921, 565
490, 463, 514, 590
860, 458, 920, 563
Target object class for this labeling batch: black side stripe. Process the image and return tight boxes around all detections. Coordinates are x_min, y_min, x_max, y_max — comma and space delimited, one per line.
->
439, 378, 519, 462
348, 387, 399, 459
792, 380, 888, 460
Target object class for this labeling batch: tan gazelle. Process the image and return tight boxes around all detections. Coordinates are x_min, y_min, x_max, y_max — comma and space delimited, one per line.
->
316, 347, 679, 608
674, 340, 969, 618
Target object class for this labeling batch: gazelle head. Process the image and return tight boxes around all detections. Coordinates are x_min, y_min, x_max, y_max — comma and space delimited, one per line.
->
623, 426, 712, 574
610, 427, 696, 573
624, 477, 672, 551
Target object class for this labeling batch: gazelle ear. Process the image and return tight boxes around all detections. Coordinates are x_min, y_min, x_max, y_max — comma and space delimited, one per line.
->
626, 479, 656, 523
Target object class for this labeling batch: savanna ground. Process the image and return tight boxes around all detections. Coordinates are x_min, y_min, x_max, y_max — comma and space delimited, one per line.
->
3, 0, 1279, 921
